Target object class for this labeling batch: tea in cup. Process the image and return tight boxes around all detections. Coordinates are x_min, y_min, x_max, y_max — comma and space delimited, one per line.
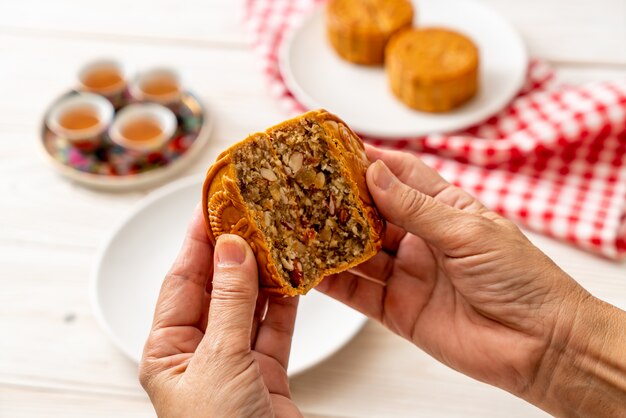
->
131, 68, 182, 107
78, 59, 127, 104
46, 93, 114, 151
108, 103, 177, 155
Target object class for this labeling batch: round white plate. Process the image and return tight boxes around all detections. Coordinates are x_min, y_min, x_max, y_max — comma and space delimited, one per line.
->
279, 0, 527, 138
91, 175, 367, 376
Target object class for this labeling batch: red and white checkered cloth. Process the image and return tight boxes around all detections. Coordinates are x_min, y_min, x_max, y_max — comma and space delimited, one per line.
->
245, 0, 626, 259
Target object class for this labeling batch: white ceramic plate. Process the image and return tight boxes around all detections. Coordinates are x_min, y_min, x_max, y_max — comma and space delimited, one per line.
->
91, 175, 367, 376
279, 0, 527, 138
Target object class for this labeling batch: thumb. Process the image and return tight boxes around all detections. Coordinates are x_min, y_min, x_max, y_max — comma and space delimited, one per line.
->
198, 234, 259, 357
367, 160, 481, 252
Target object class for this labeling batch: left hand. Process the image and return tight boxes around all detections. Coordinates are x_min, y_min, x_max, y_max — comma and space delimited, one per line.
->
139, 205, 302, 418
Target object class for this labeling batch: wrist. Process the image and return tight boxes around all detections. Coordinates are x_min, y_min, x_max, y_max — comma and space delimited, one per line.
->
528, 291, 626, 417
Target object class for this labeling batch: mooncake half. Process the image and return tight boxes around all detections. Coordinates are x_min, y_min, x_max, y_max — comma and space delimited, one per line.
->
202, 110, 383, 296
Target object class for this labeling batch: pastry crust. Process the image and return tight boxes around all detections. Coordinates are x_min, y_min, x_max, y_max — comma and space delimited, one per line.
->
326, 0, 414, 65
385, 28, 479, 112
202, 110, 384, 296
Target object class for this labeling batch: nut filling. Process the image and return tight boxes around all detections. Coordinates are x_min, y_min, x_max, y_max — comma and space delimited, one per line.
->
233, 120, 371, 290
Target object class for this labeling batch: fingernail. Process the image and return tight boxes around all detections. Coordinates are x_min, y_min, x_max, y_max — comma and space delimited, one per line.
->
372, 160, 393, 190
216, 236, 246, 266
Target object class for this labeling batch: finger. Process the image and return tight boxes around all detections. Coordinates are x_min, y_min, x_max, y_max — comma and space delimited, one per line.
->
151, 203, 212, 330
316, 272, 385, 321
382, 222, 407, 253
366, 144, 447, 195
349, 250, 394, 285
367, 161, 491, 254
254, 296, 299, 370
366, 145, 486, 213
195, 234, 258, 358
318, 232, 437, 325
251, 292, 269, 344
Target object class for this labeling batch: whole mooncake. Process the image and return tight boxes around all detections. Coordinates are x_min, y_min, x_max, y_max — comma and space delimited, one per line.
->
202, 110, 384, 296
385, 28, 479, 112
326, 0, 414, 65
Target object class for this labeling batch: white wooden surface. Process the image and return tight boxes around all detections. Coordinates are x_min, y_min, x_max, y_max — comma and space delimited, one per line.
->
1, 1, 625, 417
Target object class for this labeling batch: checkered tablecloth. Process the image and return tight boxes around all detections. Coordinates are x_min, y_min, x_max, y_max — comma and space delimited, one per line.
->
245, 0, 626, 259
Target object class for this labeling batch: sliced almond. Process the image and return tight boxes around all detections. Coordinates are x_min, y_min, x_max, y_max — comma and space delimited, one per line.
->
288, 152, 303, 173
269, 183, 281, 201
260, 168, 277, 181
314, 172, 326, 188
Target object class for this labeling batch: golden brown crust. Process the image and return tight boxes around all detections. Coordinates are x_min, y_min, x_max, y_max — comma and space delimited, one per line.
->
326, 0, 414, 65
203, 110, 383, 296
202, 135, 286, 295
385, 27, 479, 112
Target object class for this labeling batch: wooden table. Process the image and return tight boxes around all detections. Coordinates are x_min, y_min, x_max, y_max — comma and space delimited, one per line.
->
1, 1, 625, 416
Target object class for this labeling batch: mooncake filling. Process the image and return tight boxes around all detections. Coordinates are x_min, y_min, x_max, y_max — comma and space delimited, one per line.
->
233, 120, 371, 291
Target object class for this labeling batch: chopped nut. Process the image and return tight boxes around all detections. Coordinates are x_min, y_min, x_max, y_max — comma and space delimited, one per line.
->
328, 195, 336, 215
279, 187, 288, 204
318, 227, 332, 242
289, 260, 304, 287
264, 211, 272, 227
314, 172, 326, 189
269, 183, 281, 201
281, 257, 294, 271
305, 156, 321, 166
335, 193, 343, 206
281, 219, 295, 230
261, 199, 274, 210
303, 228, 316, 243
339, 208, 349, 224
295, 167, 316, 188
295, 241, 307, 254
288, 152, 303, 173
260, 168, 277, 181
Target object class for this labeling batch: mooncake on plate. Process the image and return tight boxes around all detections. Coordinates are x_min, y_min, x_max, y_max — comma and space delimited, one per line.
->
326, 0, 414, 65
386, 28, 479, 112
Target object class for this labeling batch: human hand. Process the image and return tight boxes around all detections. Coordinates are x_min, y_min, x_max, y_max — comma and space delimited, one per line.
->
139, 206, 302, 418
317, 146, 593, 404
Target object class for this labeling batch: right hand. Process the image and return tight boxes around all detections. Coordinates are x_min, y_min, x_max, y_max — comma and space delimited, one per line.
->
317, 146, 593, 406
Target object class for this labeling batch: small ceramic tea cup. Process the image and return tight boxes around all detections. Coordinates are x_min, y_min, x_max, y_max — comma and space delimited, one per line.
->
78, 59, 127, 105
130, 68, 182, 107
46, 93, 114, 152
108, 103, 177, 156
